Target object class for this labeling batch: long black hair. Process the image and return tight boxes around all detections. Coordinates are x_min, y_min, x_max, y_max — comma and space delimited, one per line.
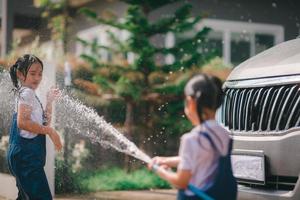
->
184, 73, 223, 122
9, 54, 43, 91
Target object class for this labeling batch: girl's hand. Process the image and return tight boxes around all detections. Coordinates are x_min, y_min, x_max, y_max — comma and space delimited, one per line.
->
152, 156, 167, 165
47, 87, 61, 104
148, 156, 168, 171
47, 127, 63, 151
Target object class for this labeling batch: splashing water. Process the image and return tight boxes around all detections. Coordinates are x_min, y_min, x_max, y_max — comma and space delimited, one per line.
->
0, 71, 151, 164
0, 72, 14, 134
55, 93, 152, 163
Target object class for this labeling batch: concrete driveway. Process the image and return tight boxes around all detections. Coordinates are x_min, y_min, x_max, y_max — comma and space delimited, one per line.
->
1, 189, 177, 200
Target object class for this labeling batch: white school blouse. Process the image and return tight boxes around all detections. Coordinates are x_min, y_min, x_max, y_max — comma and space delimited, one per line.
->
178, 120, 231, 196
15, 87, 44, 139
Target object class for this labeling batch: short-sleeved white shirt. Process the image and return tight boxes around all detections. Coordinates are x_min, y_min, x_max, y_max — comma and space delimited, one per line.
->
15, 87, 44, 138
178, 120, 230, 195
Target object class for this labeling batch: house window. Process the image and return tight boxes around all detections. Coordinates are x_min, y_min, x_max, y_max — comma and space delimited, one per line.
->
255, 33, 275, 54
166, 19, 284, 66
205, 31, 223, 58
230, 32, 251, 65
76, 25, 132, 63
200, 19, 284, 66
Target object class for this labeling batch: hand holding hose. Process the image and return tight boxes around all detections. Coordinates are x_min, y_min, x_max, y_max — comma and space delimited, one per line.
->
148, 156, 172, 173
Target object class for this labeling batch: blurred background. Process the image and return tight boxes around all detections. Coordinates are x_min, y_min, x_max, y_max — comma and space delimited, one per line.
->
0, 0, 299, 196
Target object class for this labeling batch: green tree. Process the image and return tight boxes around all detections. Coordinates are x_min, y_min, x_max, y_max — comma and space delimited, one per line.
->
78, 1, 216, 157
35, 0, 73, 54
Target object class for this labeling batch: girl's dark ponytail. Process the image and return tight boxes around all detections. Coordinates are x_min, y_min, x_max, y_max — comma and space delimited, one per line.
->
184, 73, 224, 121
9, 63, 19, 90
210, 76, 224, 108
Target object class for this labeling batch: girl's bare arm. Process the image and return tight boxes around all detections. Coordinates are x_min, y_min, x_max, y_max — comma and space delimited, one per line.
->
17, 104, 62, 150
18, 104, 51, 135
151, 156, 180, 168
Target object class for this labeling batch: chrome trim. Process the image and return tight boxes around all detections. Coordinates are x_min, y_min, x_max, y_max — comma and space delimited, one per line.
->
245, 89, 254, 131
222, 90, 230, 125
227, 89, 234, 127
221, 84, 300, 134
259, 88, 273, 131
275, 86, 297, 130
296, 112, 300, 127
232, 90, 239, 130
267, 86, 285, 130
252, 88, 264, 131
285, 94, 300, 129
238, 90, 246, 131
224, 74, 300, 89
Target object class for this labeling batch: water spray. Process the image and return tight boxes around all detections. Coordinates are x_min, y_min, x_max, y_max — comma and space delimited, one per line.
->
1, 70, 213, 200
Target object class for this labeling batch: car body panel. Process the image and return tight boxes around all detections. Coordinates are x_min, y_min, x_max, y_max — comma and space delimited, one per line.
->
223, 38, 300, 199
238, 183, 300, 200
232, 129, 300, 176
227, 38, 300, 81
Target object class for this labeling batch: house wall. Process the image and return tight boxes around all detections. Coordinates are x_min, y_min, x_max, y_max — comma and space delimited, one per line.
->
70, 0, 299, 65
68, 0, 128, 52
149, 0, 299, 41
70, 0, 299, 45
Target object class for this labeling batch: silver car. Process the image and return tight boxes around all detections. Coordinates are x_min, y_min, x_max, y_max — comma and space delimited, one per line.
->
219, 38, 300, 199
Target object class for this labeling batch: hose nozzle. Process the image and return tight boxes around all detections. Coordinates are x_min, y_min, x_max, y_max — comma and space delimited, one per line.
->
152, 163, 160, 172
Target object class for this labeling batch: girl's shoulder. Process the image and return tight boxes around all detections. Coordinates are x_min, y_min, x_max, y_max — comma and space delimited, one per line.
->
19, 87, 35, 97
202, 121, 231, 155
183, 122, 231, 154
18, 87, 35, 105
181, 125, 205, 141
180, 128, 214, 154
180, 127, 203, 146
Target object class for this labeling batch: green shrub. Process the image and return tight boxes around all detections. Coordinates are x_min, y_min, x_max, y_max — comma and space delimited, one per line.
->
55, 159, 87, 194
57, 167, 171, 194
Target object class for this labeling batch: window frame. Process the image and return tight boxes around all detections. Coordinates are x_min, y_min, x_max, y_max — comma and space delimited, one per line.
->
165, 19, 284, 66
197, 19, 284, 65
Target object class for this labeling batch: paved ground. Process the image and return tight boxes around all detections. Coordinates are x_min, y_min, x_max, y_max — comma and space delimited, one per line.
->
0, 189, 177, 200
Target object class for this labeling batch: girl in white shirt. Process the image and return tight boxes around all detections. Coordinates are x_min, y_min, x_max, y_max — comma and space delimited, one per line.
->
149, 74, 237, 200
7, 54, 62, 200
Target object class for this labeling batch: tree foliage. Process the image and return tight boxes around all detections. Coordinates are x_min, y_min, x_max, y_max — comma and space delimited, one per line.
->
35, 0, 72, 53
77, 1, 218, 157
78, 1, 215, 101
